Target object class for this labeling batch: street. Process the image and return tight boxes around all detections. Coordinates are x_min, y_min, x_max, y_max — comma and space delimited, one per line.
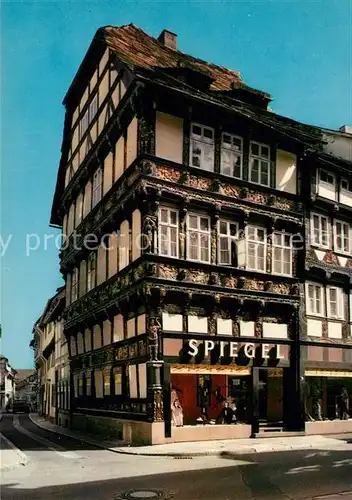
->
1, 414, 352, 500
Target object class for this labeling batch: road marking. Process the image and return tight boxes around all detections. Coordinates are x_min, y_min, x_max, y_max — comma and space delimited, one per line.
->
13, 415, 82, 460
0, 431, 29, 468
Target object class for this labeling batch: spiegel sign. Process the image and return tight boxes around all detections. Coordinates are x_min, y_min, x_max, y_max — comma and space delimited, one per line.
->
187, 339, 285, 359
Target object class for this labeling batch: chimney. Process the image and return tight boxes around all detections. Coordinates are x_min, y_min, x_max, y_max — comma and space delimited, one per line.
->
158, 29, 177, 50
339, 125, 352, 135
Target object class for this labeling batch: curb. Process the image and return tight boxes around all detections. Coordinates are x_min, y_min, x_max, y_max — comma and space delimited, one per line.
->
27, 414, 351, 458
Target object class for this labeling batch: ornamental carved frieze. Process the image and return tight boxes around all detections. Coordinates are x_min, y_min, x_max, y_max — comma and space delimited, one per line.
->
158, 264, 178, 280
116, 345, 129, 361
232, 319, 240, 336
271, 283, 291, 295
245, 279, 264, 292
222, 185, 240, 198
155, 166, 181, 183
187, 270, 209, 284
138, 340, 147, 357
255, 320, 263, 338
248, 191, 267, 204
129, 343, 138, 359
153, 389, 164, 421
274, 199, 294, 211
323, 251, 339, 265
224, 276, 238, 288
189, 176, 212, 190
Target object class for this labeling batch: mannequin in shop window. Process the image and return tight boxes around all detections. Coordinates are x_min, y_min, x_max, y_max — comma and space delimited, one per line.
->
171, 387, 184, 427
197, 376, 211, 423
339, 387, 349, 420
217, 397, 237, 424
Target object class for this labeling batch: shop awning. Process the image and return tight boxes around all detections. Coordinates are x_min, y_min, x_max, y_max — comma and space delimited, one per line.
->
171, 364, 251, 376
305, 369, 352, 378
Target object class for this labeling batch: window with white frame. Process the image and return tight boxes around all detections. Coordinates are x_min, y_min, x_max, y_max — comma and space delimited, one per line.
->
249, 142, 270, 187
220, 133, 243, 178
327, 286, 344, 319
341, 177, 352, 193
92, 168, 102, 208
272, 232, 293, 276
306, 283, 324, 316
334, 220, 351, 254
246, 226, 266, 271
158, 207, 178, 258
218, 220, 239, 265
71, 268, 79, 302
311, 213, 329, 248
79, 94, 98, 140
319, 169, 336, 187
87, 253, 96, 292
187, 214, 211, 263
190, 123, 214, 171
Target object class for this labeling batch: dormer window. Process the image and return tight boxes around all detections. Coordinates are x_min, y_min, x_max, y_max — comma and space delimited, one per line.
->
317, 169, 337, 201
249, 142, 270, 187
320, 169, 335, 186
220, 133, 243, 179
341, 178, 352, 193
190, 123, 214, 171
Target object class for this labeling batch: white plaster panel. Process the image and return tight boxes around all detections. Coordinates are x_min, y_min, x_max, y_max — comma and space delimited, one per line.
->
188, 316, 208, 334
217, 318, 232, 335
127, 318, 136, 338
314, 249, 326, 261
263, 323, 288, 339
328, 322, 342, 339
307, 319, 323, 337
137, 314, 146, 335
162, 313, 183, 332
240, 321, 255, 337
138, 363, 147, 399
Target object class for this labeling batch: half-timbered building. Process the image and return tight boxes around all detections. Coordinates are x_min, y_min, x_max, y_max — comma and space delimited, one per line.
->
50, 24, 351, 444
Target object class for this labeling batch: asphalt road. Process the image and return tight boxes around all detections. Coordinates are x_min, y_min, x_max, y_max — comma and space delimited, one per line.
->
1, 414, 352, 500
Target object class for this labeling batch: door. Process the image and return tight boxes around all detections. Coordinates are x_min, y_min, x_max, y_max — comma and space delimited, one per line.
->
258, 369, 268, 421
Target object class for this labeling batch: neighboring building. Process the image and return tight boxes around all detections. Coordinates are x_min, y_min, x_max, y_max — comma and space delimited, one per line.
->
15, 371, 37, 409
49, 24, 351, 444
0, 356, 17, 411
301, 126, 352, 432
32, 288, 66, 424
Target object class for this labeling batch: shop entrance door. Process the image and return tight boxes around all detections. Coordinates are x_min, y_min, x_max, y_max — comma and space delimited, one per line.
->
258, 369, 268, 421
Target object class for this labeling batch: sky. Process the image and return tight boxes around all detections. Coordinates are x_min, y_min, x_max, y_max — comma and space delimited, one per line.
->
1, 0, 351, 368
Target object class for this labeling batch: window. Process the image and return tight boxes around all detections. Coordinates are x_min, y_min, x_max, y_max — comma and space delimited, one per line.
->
158, 207, 178, 258
249, 142, 270, 186
218, 220, 239, 265
79, 94, 98, 140
306, 283, 324, 316
87, 253, 96, 291
190, 123, 214, 171
104, 371, 111, 396
71, 268, 78, 302
327, 286, 344, 319
311, 213, 329, 248
320, 169, 336, 186
246, 226, 266, 271
187, 214, 211, 263
114, 367, 122, 396
334, 220, 351, 254
272, 232, 293, 276
86, 372, 92, 396
341, 178, 352, 193
92, 168, 102, 208
221, 133, 243, 178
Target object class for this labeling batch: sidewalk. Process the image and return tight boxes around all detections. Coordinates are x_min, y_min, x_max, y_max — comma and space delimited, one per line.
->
29, 413, 351, 457
0, 432, 28, 471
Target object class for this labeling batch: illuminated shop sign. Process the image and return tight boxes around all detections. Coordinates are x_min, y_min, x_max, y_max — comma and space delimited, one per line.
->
187, 339, 285, 359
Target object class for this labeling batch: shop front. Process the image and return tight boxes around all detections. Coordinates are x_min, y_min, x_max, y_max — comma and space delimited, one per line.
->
163, 337, 300, 442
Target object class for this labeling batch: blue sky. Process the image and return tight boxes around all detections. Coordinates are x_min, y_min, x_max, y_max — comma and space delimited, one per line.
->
1, 0, 351, 368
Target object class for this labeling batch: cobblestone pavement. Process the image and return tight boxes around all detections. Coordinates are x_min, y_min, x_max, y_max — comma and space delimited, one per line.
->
1, 414, 351, 500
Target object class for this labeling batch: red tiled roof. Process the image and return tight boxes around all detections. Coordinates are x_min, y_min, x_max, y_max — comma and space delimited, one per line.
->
101, 24, 243, 91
